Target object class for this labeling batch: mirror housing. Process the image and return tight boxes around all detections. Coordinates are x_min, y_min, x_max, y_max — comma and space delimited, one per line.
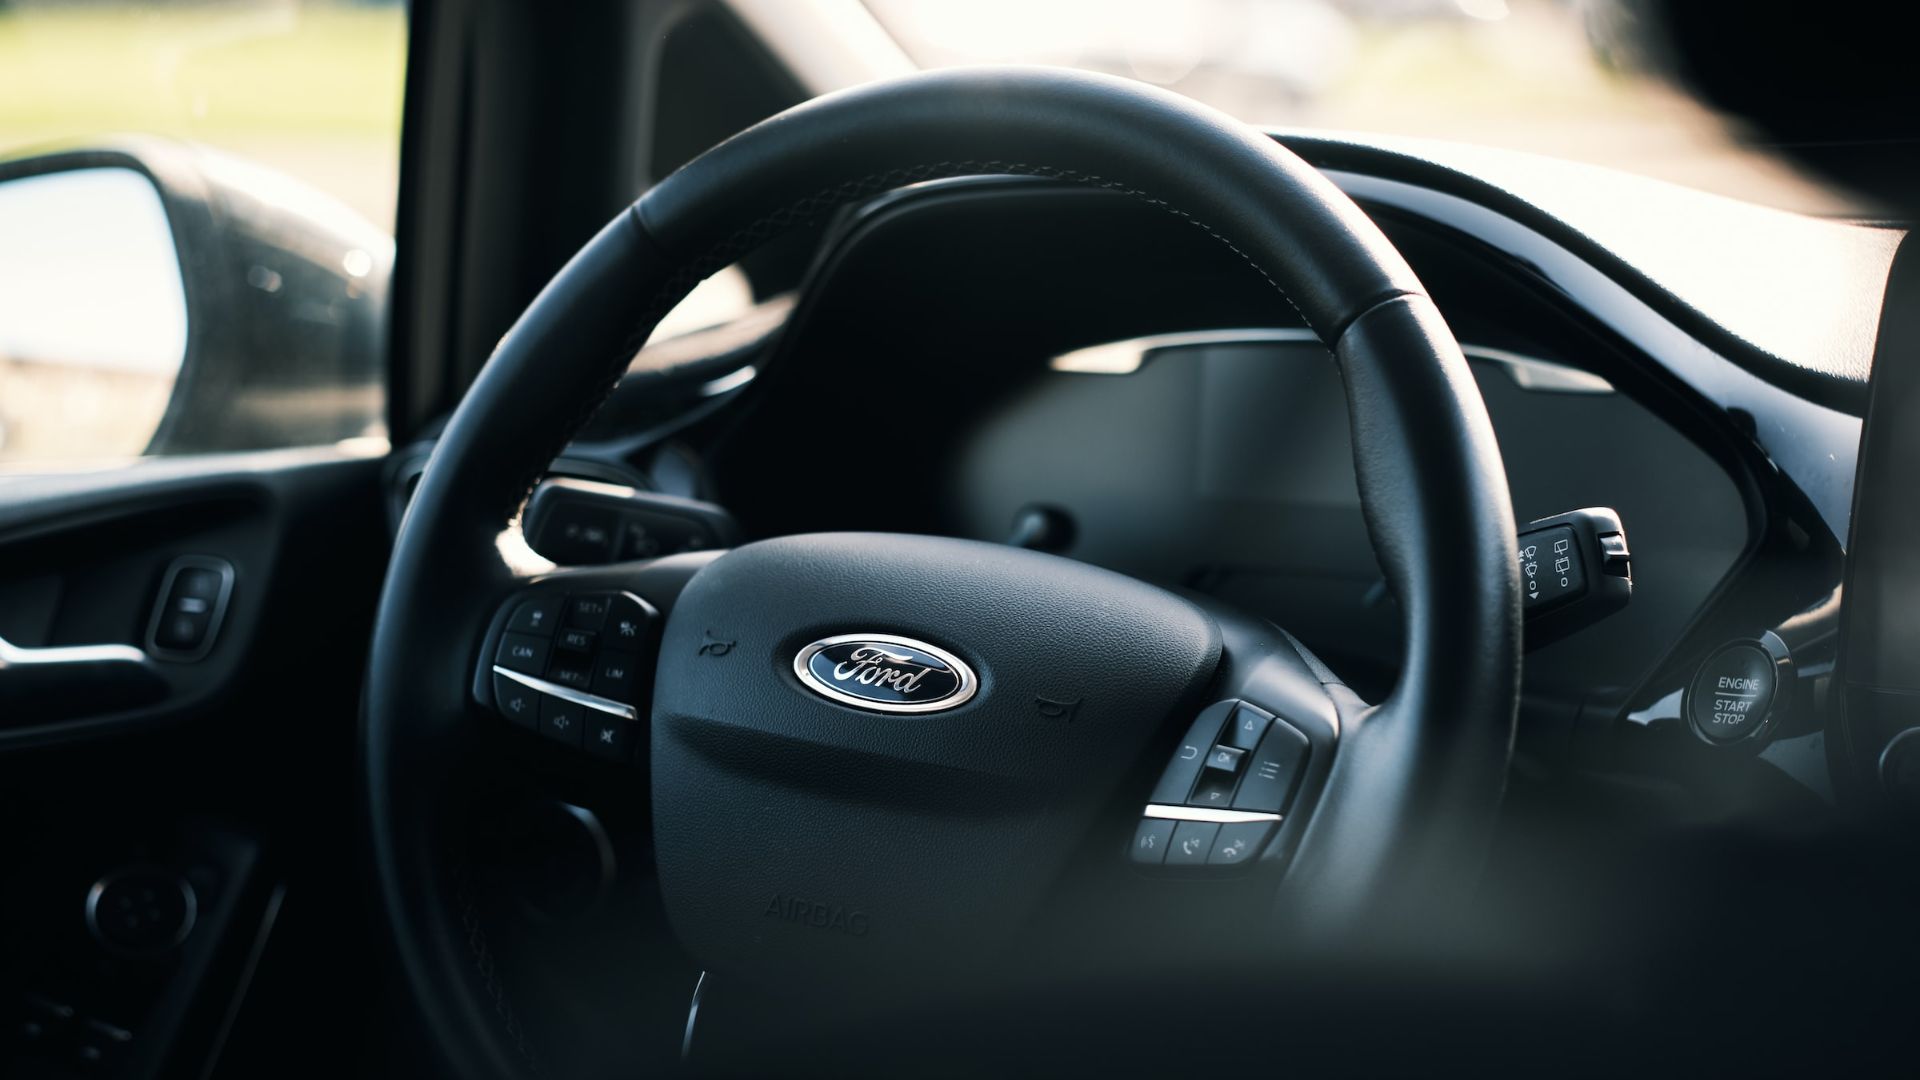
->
0, 138, 391, 456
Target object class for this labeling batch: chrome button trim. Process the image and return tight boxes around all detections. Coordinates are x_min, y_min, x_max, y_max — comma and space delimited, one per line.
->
492, 665, 637, 721
1143, 804, 1282, 824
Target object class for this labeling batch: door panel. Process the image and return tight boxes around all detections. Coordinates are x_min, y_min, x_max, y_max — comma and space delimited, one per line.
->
0, 449, 390, 1077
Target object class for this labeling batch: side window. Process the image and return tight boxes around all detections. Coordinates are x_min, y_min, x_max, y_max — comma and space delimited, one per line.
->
0, 1, 407, 469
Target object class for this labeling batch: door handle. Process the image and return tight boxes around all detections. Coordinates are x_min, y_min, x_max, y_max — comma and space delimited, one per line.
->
0, 635, 150, 669
0, 634, 167, 721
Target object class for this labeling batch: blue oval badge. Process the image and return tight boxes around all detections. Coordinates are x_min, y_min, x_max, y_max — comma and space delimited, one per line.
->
792, 634, 977, 714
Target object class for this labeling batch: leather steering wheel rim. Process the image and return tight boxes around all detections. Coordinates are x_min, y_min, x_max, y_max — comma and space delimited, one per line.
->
362, 66, 1520, 1077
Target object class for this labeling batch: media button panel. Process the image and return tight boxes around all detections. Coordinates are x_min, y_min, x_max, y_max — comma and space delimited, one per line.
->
1131, 699, 1311, 874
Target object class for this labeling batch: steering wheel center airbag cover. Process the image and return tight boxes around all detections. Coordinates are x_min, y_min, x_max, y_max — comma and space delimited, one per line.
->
651, 532, 1221, 986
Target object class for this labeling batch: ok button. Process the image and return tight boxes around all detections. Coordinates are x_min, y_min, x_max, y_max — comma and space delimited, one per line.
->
1204, 745, 1245, 773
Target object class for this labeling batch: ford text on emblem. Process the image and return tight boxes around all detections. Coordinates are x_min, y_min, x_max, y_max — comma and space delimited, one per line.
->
792, 634, 978, 714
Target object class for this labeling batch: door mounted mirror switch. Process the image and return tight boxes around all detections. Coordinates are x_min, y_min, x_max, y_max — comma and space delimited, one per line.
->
145, 556, 234, 661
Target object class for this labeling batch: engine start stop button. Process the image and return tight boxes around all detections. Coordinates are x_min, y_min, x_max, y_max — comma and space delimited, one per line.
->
1685, 642, 1777, 744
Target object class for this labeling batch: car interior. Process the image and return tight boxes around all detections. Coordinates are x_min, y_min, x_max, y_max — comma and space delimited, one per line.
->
2, 1, 1918, 1076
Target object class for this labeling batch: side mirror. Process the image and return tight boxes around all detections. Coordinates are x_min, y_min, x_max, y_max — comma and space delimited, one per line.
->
0, 140, 391, 464
0, 164, 188, 461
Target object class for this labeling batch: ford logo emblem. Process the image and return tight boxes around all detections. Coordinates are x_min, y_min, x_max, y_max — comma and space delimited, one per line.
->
792, 634, 978, 714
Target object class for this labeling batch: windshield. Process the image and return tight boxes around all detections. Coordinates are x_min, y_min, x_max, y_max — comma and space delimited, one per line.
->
864, 0, 1862, 217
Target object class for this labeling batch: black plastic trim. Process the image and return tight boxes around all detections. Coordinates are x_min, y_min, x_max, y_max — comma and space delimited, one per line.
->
145, 555, 237, 663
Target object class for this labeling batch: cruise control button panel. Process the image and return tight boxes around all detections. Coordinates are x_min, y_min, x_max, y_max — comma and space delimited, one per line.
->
480, 588, 660, 763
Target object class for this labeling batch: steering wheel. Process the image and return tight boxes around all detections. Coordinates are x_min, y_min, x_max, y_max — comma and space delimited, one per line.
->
362, 67, 1519, 1076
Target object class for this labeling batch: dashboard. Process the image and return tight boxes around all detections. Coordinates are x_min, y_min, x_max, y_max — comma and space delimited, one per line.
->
406, 135, 1894, 818
701, 172, 1844, 763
